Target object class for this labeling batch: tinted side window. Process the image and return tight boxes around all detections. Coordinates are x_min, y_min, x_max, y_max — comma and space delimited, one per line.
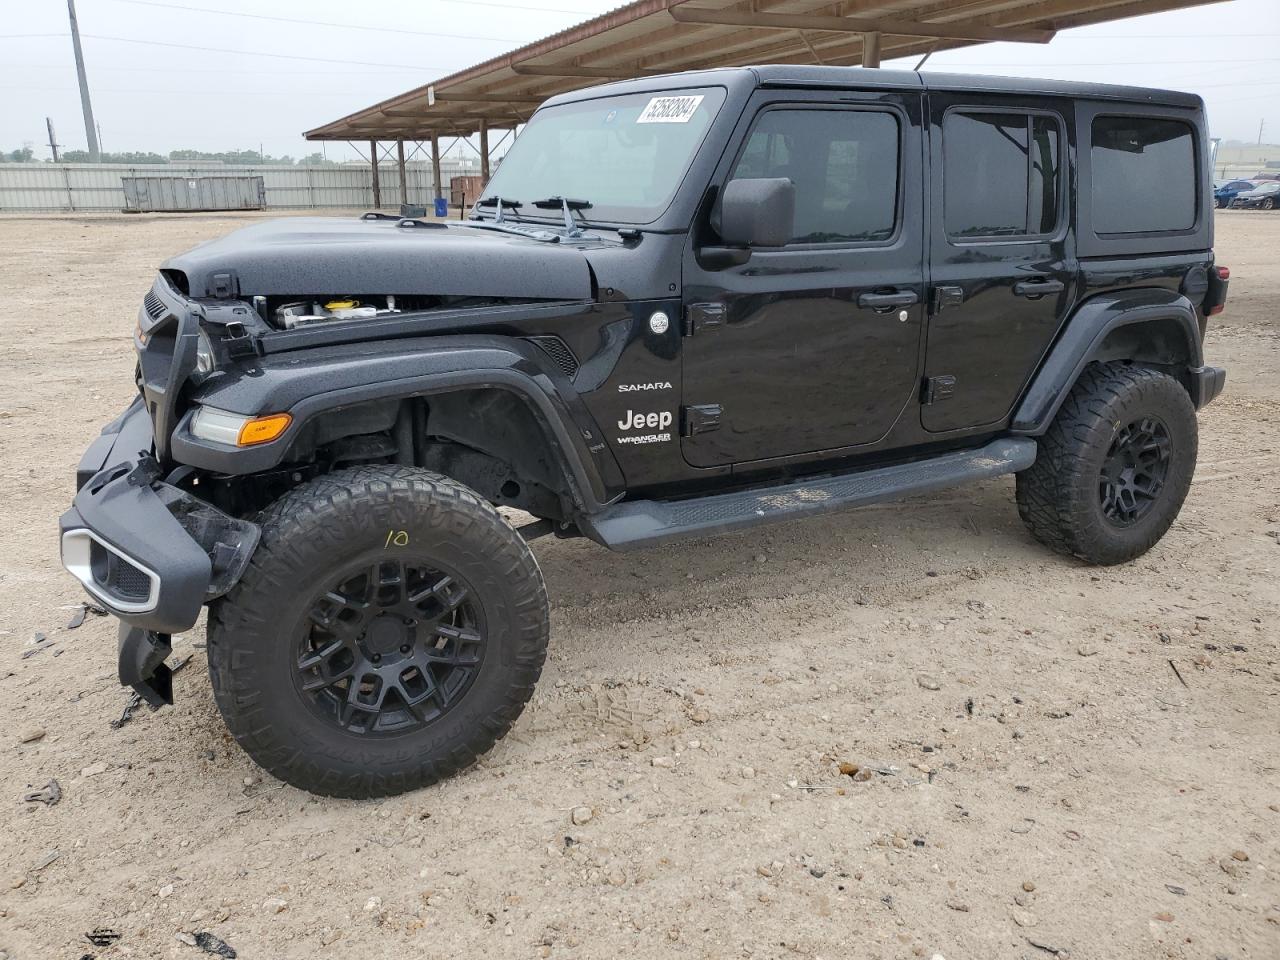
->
944, 111, 1062, 239
1029, 116, 1060, 234
729, 109, 899, 244
1091, 116, 1196, 234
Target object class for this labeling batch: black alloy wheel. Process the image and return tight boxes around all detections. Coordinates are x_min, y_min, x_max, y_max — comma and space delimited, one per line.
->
1098, 417, 1172, 528
295, 558, 485, 735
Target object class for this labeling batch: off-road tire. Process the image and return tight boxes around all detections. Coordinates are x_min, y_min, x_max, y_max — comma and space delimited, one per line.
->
207, 466, 549, 798
1015, 362, 1198, 565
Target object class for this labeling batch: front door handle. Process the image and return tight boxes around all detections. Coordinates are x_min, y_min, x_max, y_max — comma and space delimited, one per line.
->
1012, 278, 1066, 299
858, 290, 919, 311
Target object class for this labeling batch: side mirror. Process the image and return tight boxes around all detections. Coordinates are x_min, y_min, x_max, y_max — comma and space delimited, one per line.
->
718, 177, 795, 248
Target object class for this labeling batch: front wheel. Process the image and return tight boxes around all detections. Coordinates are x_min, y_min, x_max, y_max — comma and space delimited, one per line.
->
208, 466, 549, 798
1262, 197, 1276, 211
1015, 363, 1198, 565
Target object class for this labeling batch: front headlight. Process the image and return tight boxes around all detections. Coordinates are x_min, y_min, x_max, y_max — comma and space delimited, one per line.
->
190, 407, 292, 447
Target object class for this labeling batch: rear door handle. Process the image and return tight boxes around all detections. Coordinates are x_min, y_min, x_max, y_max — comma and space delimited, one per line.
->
1012, 278, 1066, 298
857, 290, 919, 311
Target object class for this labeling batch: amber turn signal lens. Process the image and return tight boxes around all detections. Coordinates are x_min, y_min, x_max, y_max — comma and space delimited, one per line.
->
237, 413, 292, 446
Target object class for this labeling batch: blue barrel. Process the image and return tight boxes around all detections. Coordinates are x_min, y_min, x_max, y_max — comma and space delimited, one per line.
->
434, 197, 448, 217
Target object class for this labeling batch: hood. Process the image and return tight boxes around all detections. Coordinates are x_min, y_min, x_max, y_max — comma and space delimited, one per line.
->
162, 216, 595, 301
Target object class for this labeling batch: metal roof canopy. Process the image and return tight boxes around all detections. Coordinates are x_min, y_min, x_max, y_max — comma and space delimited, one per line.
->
304, 0, 1220, 143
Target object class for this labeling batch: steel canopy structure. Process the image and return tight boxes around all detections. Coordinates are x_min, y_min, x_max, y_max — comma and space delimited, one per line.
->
303, 0, 1221, 203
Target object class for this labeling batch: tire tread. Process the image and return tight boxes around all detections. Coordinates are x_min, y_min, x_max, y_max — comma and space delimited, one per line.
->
207, 466, 548, 798
1015, 362, 1197, 565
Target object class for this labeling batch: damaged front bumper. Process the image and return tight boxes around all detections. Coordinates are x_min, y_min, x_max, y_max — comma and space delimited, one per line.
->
59, 399, 259, 705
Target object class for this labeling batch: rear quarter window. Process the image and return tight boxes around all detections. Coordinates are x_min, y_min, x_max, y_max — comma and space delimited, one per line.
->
1091, 116, 1197, 235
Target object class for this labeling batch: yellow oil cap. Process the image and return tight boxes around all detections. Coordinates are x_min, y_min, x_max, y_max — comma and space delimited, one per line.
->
324, 299, 358, 311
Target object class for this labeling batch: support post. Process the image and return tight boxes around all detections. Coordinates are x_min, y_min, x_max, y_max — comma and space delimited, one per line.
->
67, 0, 100, 161
46, 117, 60, 163
862, 31, 881, 68
431, 133, 442, 201
370, 139, 381, 208
396, 139, 408, 206
479, 119, 490, 184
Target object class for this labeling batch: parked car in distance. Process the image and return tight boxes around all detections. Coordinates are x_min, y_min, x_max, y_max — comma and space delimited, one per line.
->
1214, 179, 1258, 208
1231, 181, 1280, 210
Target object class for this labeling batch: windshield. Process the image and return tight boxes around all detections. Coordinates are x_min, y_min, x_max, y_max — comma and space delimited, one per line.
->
478, 87, 726, 225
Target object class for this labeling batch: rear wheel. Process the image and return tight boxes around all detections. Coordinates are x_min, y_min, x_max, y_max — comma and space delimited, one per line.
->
208, 466, 549, 797
1015, 363, 1198, 565
1262, 197, 1276, 211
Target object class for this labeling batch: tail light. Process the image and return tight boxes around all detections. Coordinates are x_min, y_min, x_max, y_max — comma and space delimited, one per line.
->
1206, 265, 1230, 317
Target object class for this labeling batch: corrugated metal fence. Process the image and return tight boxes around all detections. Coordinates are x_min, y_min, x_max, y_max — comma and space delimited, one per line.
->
0, 160, 479, 213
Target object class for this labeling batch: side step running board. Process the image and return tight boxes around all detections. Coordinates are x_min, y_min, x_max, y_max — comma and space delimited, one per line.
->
588, 438, 1037, 551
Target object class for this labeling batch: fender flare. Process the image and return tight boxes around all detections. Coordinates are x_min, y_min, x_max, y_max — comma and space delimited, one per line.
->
171, 334, 625, 512
1011, 288, 1204, 435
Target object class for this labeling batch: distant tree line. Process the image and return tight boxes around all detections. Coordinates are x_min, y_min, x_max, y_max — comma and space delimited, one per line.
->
0, 148, 339, 165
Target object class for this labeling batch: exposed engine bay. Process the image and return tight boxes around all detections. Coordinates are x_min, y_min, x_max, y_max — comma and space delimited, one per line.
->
246, 293, 533, 330
268, 295, 402, 329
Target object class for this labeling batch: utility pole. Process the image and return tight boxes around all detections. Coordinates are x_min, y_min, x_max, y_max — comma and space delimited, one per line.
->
1259, 119, 1266, 146
67, 0, 100, 161
47, 118, 61, 163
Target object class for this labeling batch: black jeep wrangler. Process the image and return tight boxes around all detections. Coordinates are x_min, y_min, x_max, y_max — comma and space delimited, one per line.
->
60, 67, 1227, 797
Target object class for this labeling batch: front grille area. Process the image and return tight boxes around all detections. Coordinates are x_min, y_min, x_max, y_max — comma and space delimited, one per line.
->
526, 335, 579, 378
89, 540, 153, 602
143, 290, 169, 322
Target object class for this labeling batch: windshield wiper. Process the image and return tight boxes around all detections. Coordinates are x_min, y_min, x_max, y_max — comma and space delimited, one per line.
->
466, 198, 558, 242
531, 196, 593, 237
474, 196, 522, 224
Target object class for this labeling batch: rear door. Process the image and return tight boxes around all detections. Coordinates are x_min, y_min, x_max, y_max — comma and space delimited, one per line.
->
680, 88, 926, 468
922, 94, 1076, 433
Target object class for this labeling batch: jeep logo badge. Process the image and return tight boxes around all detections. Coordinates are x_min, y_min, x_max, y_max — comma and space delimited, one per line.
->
648, 311, 670, 334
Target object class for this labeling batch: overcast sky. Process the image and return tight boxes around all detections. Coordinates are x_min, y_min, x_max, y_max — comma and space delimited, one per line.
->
2, 0, 1277, 161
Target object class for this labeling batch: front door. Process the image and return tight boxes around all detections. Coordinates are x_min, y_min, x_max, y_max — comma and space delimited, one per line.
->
922, 94, 1077, 433
680, 89, 926, 468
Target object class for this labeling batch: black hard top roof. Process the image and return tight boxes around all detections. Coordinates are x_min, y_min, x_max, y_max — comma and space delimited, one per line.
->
544, 65, 1203, 111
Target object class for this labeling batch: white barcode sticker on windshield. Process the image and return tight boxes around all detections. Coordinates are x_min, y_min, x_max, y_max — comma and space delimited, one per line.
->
636, 95, 704, 124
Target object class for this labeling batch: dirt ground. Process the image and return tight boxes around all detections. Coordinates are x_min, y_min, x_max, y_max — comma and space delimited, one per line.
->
0, 208, 1276, 960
